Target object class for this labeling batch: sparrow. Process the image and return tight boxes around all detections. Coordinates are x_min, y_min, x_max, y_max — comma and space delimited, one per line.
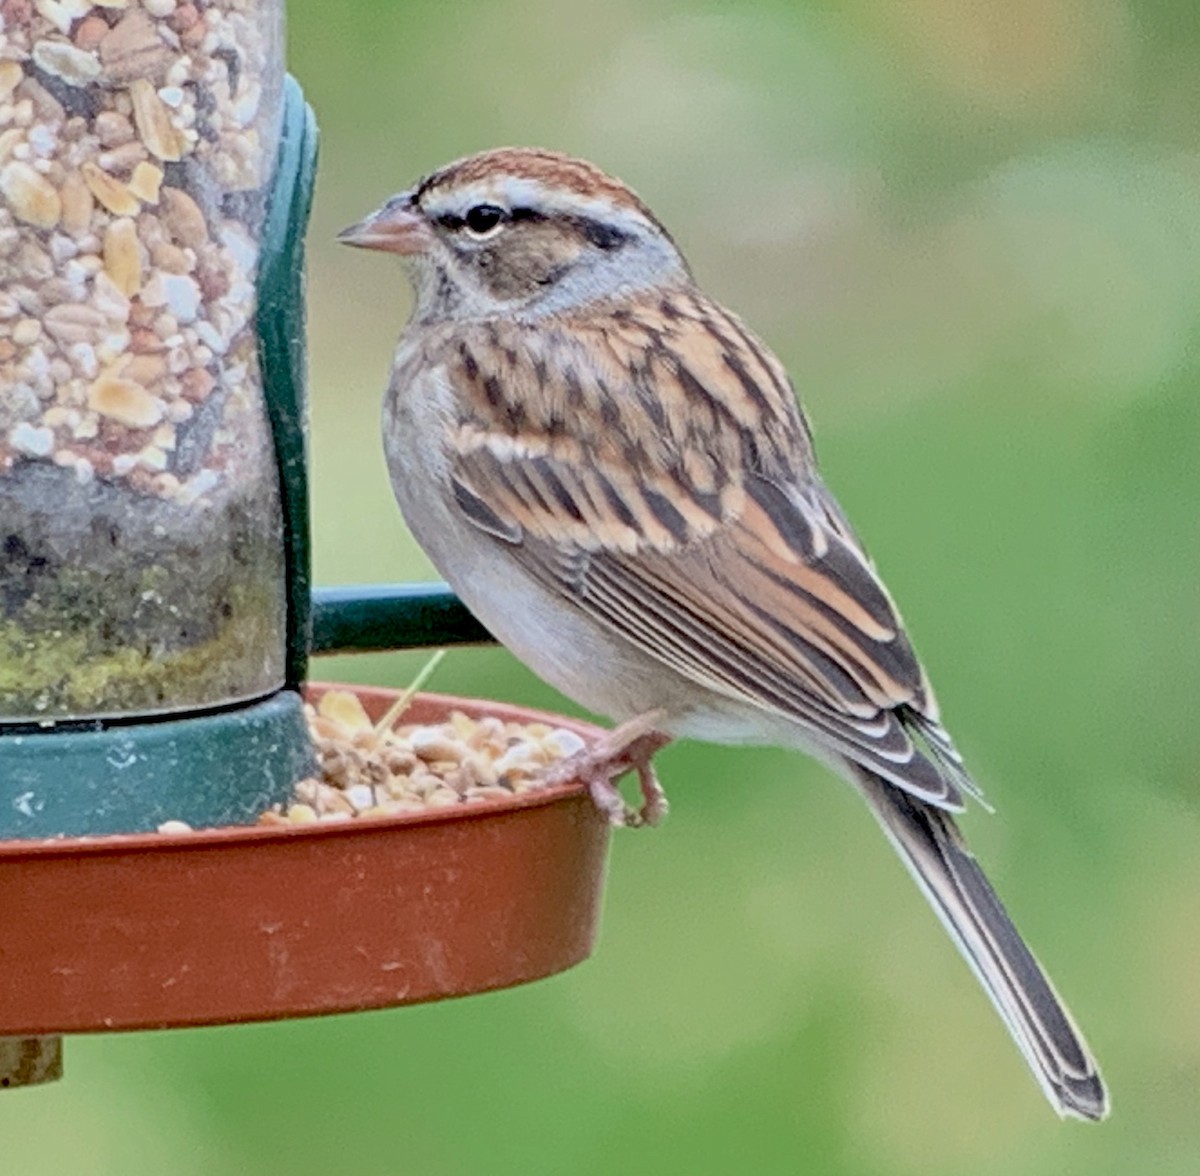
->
339, 147, 1108, 1121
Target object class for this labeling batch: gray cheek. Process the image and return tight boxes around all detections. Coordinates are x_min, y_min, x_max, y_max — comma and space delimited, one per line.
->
472, 251, 545, 302
524, 238, 688, 316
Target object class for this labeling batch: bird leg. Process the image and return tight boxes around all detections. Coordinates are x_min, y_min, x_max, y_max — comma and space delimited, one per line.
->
541, 710, 672, 827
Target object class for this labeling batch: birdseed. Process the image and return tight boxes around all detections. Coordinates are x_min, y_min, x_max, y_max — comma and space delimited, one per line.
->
0, 1, 289, 720
255, 691, 590, 826
0, 0, 280, 495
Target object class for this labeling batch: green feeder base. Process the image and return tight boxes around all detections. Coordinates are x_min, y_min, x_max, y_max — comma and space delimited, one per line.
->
0, 691, 313, 839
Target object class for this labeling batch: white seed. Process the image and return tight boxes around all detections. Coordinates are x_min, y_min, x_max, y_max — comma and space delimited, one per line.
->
48, 233, 77, 263
9, 422, 54, 457
34, 0, 90, 36
152, 311, 178, 339
138, 444, 167, 470
43, 302, 106, 344
492, 744, 541, 775
90, 271, 132, 322
193, 319, 225, 355
232, 82, 262, 127
96, 326, 132, 364
164, 58, 191, 89
218, 221, 256, 271
23, 346, 51, 380
344, 785, 376, 812
72, 415, 99, 441
12, 318, 42, 346
27, 125, 57, 158
144, 271, 200, 322
542, 729, 588, 759
67, 341, 98, 378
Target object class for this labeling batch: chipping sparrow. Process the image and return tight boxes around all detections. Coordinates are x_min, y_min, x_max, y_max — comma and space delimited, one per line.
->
340, 148, 1108, 1121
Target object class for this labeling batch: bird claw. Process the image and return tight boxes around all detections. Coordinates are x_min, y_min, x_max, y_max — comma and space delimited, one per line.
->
541, 712, 671, 828
584, 758, 669, 828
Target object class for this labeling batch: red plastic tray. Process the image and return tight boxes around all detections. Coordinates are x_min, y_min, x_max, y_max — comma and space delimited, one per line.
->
0, 686, 610, 1036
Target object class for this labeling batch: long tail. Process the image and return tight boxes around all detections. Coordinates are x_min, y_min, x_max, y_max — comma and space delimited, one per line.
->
852, 769, 1109, 1121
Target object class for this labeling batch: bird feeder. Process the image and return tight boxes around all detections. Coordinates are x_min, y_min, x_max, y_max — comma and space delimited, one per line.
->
0, 0, 307, 835
0, 4, 610, 1090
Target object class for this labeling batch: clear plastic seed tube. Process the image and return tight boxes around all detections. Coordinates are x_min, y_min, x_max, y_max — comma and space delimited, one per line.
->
0, 0, 287, 720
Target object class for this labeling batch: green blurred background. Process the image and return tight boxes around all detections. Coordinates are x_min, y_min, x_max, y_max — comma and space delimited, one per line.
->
5, 0, 1200, 1171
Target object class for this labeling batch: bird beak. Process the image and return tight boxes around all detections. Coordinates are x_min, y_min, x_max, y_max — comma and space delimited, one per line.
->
337, 194, 432, 255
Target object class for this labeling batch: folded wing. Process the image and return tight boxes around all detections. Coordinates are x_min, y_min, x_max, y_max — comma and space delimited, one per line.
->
444, 297, 978, 810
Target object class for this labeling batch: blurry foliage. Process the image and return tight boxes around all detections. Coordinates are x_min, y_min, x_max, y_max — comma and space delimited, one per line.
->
4, 0, 1199, 1172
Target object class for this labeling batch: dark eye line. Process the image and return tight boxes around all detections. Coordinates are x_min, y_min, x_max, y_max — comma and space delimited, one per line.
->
435, 203, 522, 236
433, 206, 627, 254
573, 216, 628, 252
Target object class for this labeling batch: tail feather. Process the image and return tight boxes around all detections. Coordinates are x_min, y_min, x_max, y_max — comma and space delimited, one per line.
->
852, 769, 1109, 1121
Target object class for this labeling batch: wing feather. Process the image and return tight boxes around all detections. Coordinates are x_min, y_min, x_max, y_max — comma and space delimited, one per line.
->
443, 293, 982, 810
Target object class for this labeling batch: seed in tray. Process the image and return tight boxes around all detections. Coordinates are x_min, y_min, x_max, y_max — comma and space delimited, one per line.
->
251, 692, 597, 825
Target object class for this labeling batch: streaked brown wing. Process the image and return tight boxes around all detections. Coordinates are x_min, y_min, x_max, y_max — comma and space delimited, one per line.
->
444, 293, 979, 810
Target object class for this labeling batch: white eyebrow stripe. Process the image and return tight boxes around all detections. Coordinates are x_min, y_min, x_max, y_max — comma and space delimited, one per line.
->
422, 177, 653, 234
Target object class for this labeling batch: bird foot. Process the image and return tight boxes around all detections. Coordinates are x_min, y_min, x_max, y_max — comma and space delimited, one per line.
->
541, 711, 672, 827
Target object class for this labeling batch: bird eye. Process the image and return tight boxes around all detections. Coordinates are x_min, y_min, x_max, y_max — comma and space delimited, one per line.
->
464, 204, 506, 237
